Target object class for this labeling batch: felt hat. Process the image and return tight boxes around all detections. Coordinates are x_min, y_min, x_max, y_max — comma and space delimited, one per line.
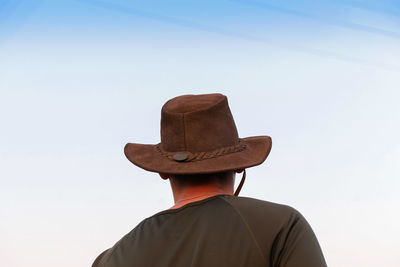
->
124, 93, 272, 175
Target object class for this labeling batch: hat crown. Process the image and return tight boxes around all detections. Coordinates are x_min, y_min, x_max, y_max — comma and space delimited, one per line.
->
160, 93, 239, 152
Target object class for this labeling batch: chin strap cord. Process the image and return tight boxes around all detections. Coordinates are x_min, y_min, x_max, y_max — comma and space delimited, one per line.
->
234, 169, 246, 196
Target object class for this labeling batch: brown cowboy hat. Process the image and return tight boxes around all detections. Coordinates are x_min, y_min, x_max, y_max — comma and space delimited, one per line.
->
124, 93, 272, 175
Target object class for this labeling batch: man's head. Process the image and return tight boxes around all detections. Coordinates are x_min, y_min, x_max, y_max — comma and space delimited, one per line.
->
124, 93, 272, 198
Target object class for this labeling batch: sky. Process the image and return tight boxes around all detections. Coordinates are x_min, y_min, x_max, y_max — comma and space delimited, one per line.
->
1, 0, 400, 266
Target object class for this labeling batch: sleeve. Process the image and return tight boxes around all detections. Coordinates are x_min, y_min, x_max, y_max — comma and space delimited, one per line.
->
91, 249, 110, 267
271, 210, 327, 267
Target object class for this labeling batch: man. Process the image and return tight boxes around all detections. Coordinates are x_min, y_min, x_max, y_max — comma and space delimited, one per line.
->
93, 93, 327, 267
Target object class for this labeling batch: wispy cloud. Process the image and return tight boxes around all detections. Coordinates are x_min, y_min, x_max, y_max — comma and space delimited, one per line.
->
230, 0, 400, 39
76, 0, 400, 72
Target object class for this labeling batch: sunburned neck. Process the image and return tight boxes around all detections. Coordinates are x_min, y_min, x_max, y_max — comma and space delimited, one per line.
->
170, 184, 233, 209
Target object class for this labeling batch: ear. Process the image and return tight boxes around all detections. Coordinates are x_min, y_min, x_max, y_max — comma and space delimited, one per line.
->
235, 169, 244, 174
159, 173, 169, 180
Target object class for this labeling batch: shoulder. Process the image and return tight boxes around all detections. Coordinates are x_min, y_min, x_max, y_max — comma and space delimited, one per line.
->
218, 195, 309, 242
218, 195, 323, 264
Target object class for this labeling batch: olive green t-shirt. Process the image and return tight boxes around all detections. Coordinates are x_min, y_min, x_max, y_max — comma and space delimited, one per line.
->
93, 195, 326, 267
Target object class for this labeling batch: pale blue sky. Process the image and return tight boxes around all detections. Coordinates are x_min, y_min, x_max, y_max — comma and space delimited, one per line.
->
1, 1, 400, 266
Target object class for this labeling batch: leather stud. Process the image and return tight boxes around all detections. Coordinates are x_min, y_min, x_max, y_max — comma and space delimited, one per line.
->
173, 152, 188, 162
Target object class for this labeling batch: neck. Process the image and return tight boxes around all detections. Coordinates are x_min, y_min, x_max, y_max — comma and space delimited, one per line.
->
170, 182, 234, 209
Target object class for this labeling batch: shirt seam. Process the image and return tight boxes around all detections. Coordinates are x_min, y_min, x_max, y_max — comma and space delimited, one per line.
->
219, 197, 268, 266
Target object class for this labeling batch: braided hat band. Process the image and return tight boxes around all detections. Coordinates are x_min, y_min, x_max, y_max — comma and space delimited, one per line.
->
155, 141, 247, 163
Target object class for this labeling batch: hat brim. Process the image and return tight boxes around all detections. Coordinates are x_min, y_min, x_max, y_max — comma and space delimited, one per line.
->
124, 136, 272, 175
